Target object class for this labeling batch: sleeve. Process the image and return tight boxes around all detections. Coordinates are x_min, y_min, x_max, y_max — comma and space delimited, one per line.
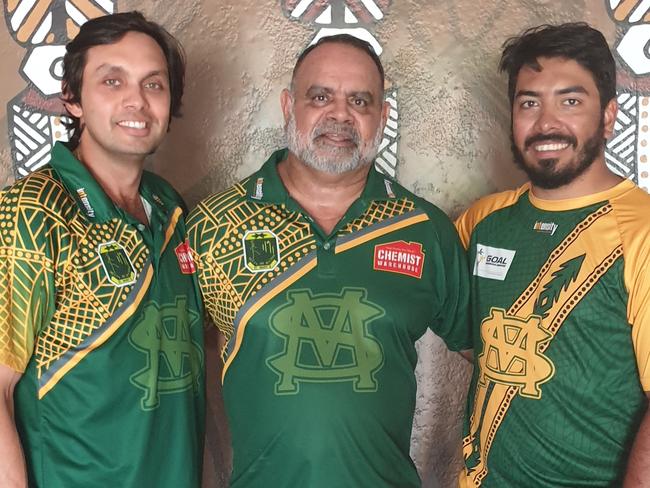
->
625, 232, 650, 391
428, 210, 472, 351
0, 187, 57, 373
187, 202, 233, 344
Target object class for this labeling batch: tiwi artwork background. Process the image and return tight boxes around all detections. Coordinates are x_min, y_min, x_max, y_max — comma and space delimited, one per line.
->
1, 1, 648, 487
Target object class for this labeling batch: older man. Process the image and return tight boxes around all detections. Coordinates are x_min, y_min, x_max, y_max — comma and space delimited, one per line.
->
188, 34, 470, 487
0, 12, 204, 488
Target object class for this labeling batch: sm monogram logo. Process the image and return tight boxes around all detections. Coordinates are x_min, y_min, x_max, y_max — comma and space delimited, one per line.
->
478, 308, 555, 399
267, 288, 385, 395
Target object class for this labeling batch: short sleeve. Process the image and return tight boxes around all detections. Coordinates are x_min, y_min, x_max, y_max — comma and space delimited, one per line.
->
0, 185, 57, 373
427, 210, 472, 351
187, 202, 233, 342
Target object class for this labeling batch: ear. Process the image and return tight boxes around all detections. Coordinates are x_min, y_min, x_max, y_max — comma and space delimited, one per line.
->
380, 99, 390, 131
63, 100, 83, 119
280, 88, 293, 126
602, 98, 617, 139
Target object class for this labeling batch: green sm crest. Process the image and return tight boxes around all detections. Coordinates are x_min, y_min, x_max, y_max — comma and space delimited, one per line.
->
267, 288, 385, 395
129, 296, 203, 410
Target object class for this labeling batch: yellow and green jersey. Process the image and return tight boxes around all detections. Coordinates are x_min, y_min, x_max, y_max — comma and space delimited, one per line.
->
456, 180, 650, 487
188, 149, 471, 488
0, 142, 205, 488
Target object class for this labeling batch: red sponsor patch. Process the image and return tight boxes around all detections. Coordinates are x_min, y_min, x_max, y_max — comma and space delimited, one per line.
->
175, 239, 196, 274
373, 241, 425, 279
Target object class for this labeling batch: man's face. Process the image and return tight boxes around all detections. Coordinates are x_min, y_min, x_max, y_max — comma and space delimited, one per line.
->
281, 42, 388, 174
510, 56, 616, 189
66, 31, 171, 164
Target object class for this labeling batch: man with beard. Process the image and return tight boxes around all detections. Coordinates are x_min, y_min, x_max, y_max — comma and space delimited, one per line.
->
0, 12, 204, 488
188, 34, 471, 487
456, 23, 650, 487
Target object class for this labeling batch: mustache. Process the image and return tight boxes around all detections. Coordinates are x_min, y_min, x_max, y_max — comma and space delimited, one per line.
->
311, 122, 360, 144
525, 132, 577, 149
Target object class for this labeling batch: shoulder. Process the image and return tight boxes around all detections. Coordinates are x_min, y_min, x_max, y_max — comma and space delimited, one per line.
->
187, 176, 251, 228
455, 185, 529, 248
610, 183, 650, 249
1, 167, 75, 221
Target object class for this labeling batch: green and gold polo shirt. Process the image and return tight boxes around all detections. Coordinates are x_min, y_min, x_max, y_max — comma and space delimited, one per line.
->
0, 142, 205, 488
188, 149, 470, 488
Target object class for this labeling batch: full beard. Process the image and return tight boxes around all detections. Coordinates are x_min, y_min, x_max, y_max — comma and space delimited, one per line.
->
511, 118, 605, 190
285, 112, 384, 175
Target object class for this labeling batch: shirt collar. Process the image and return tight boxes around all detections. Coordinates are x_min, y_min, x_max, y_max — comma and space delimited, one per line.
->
244, 148, 401, 206
49, 142, 169, 223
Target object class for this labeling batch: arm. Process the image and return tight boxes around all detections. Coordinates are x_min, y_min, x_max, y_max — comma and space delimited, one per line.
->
0, 364, 26, 488
623, 392, 650, 487
459, 349, 474, 363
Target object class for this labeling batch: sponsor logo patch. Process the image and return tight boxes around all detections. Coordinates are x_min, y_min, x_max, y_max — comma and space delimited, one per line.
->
76, 188, 95, 218
474, 243, 516, 281
98, 241, 137, 286
243, 229, 280, 272
373, 240, 424, 278
533, 221, 558, 235
252, 177, 264, 200
175, 239, 196, 274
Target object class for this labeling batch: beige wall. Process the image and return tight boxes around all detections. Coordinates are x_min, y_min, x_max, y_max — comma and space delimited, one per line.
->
0, 1, 630, 487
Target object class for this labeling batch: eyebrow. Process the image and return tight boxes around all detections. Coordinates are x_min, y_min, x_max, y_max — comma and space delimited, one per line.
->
515, 85, 589, 98
304, 85, 376, 103
94, 64, 168, 79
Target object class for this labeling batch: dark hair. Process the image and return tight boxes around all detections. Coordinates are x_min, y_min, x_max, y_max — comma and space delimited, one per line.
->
62, 11, 186, 148
291, 34, 385, 94
499, 23, 616, 109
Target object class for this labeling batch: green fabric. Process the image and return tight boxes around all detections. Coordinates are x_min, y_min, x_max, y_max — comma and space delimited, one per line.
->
462, 190, 646, 487
189, 149, 471, 487
1, 143, 205, 488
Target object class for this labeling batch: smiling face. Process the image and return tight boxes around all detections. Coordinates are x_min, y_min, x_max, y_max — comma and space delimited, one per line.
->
281, 42, 388, 175
511, 56, 617, 190
65, 31, 171, 166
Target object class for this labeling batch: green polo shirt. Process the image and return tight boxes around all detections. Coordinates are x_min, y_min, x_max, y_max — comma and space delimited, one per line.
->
188, 149, 470, 488
0, 142, 205, 488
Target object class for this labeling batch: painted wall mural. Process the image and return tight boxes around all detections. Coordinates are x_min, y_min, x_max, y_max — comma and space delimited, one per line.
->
282, 1, 401, 177
3, 0, 114, 178
607, 0, 650, 192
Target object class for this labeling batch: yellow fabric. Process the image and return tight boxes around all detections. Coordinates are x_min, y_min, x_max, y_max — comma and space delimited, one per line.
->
454, 184, 529, 249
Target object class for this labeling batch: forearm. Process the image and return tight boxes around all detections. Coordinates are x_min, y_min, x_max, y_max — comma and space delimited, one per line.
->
624, 395, 650, 487
0, 366, 26, 488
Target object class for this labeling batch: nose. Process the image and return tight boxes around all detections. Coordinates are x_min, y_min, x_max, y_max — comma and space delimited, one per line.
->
122, 84, 147, 110
326, 97, 353, 124
533, 105, 561, 133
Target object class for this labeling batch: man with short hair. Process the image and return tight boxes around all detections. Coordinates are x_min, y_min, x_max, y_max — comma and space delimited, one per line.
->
0, 12, 204, 487
456, 23, 650, 487
188, 34, 470, 487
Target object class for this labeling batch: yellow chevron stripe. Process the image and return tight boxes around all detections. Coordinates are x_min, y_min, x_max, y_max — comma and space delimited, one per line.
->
162, 207, 182, 254
37, 207, 181, 398
335, 213, 429, 254
38, 265, 154, 399
222, 258, 318, 381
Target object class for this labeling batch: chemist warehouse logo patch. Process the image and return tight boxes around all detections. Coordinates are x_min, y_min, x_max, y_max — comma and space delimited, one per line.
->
373, 241, 424, 278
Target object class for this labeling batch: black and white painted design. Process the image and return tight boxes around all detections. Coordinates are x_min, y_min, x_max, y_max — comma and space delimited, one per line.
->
4, 0, 114, 178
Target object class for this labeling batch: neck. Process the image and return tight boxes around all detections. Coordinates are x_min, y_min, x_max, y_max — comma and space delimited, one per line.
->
278, 152, 370, 235
75, 142, 148, 224
75, 143, 144, 206
530, 157, 623, 201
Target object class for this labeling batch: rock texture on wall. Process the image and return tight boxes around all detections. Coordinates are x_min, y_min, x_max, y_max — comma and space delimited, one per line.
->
0, 1, 627, 487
